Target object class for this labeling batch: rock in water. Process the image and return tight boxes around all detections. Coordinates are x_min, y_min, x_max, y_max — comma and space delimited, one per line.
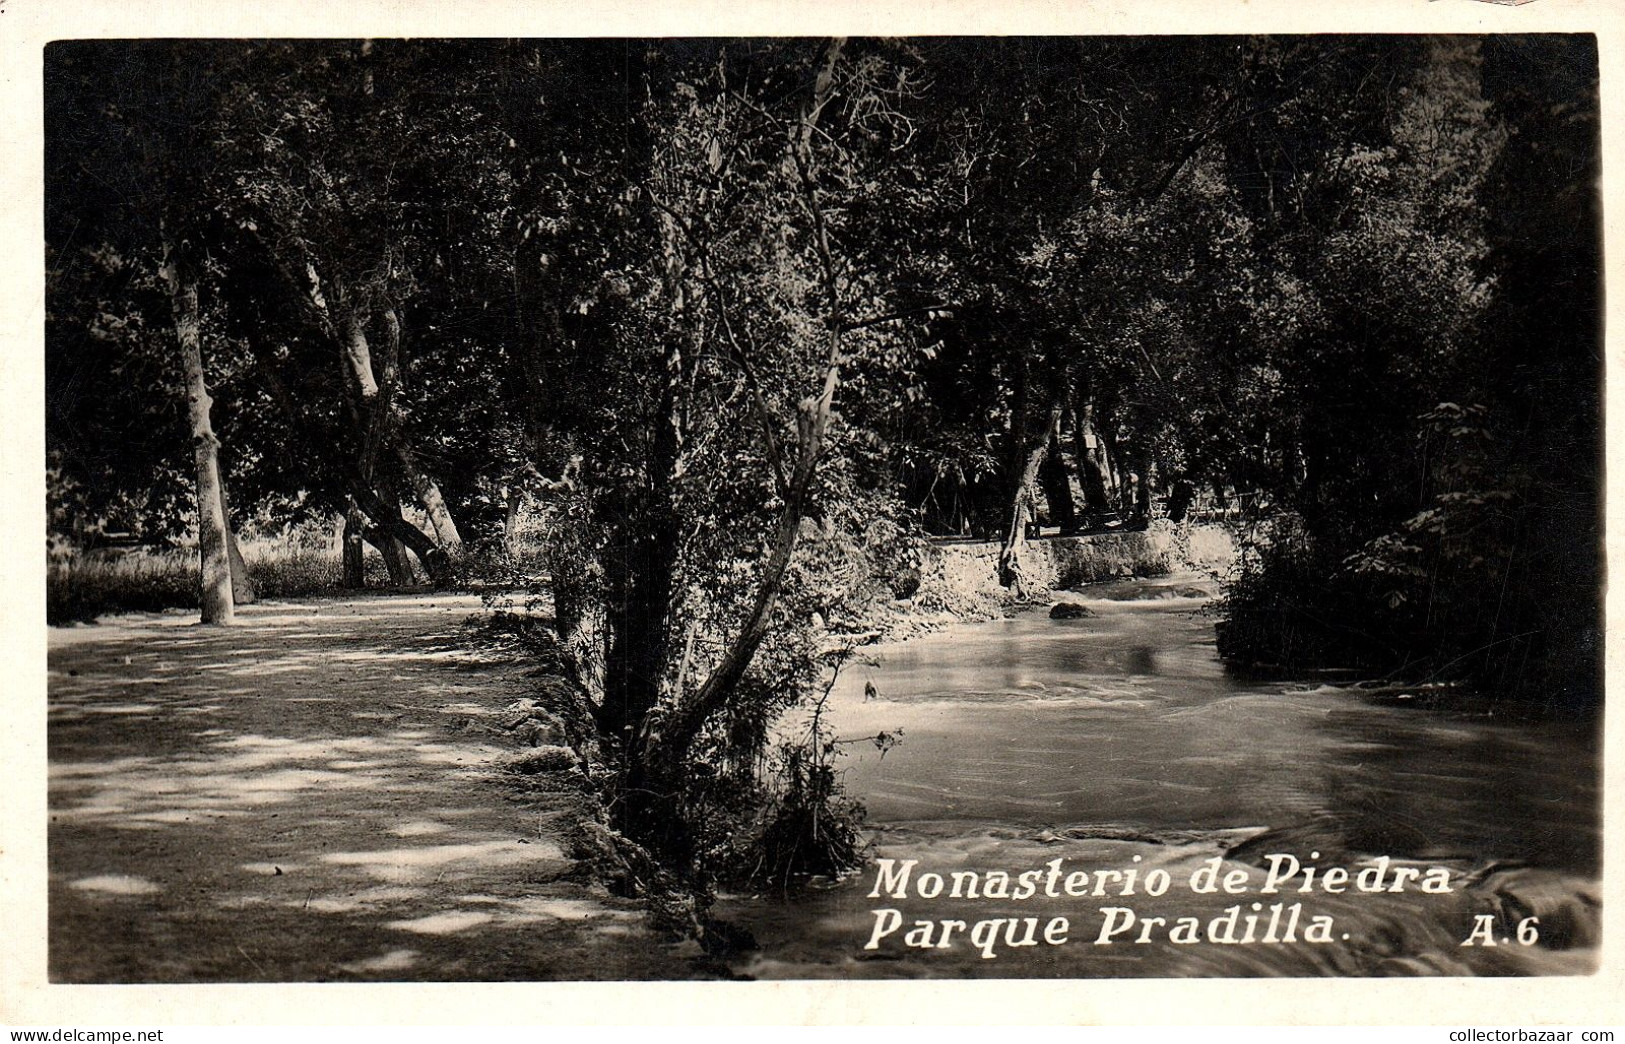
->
1049, 602, 1095, 619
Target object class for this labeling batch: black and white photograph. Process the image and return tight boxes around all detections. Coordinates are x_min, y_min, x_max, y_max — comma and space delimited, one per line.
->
6, 0, 1622, 1027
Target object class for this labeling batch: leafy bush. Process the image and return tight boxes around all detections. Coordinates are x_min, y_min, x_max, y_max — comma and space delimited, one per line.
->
732, 740, 867, 894
1216, 514, 1394, 673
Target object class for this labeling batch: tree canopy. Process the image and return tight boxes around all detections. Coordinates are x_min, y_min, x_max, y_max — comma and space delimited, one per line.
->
46, 35, 1602, 878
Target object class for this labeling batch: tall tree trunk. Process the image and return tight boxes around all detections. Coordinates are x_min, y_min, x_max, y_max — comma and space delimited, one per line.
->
1004, 357, 1032, 528
599, 450, 681, 748
374, 486, 417, 586
1137, 457, 1157, 527
320, 278, 456, 582
599, 517, 678, 747
338, 310, 380, 399
637, 425, 818, 791
502, 487, 525, 556
377, 307, 462, 550
161, 235, 233, 625
600, 201, 691, 748
1098, 421, 1128, 514
998, 397, 1065, 593
631, 367, 843, 834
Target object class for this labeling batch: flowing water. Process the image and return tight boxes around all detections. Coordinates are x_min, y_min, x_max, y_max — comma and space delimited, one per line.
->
720, 574, 1601, 978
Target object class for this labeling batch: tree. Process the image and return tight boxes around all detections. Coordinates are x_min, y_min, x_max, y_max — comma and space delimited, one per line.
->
497, 39, 935, 867
152, 40, 546, 586
1207, 38, 1598, 696
855, 39, 1268, 583
46, 42, 260, 620
159, 234, 235, 623
1333, 36, 1602, 709
45, 38, 1598, 892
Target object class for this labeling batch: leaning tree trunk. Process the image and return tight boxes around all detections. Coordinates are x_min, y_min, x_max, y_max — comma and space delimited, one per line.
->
998, 398, 1065, 594
345, 473, 451, 585
599, 215, 689, 749
1116, 438, 1152, 528
304, 272, 456, 585
161, 235, 233, 625
218, 473, 256, 605
396, 441, 462, 549
502, 487, 526, 555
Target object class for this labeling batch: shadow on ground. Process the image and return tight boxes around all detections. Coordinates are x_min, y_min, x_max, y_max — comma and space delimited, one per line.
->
48, 594, 691, 982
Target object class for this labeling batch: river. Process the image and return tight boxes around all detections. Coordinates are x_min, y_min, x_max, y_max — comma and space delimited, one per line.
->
719, 573, 1601, 978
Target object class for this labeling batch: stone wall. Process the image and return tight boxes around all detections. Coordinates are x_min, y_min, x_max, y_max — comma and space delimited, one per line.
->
909, 523, 1235, 622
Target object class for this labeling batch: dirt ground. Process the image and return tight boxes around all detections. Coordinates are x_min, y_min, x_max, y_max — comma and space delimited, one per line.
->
47, 594, 696, 982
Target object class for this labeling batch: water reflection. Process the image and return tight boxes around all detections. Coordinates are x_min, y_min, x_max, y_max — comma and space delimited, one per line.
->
722, 579, 1601, 978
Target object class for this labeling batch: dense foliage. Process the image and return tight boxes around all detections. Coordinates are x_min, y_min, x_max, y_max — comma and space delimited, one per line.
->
46, 37, 1602, 880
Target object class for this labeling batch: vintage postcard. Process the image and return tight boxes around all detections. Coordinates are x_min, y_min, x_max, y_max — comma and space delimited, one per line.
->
3, 0, 1622, 1028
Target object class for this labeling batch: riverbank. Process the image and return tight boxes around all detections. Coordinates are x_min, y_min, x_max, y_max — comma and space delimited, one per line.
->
50, 520, 1177, 982
862, 522, 1237, 644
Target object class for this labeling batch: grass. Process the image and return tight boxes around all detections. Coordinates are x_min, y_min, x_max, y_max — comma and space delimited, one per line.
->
48, 551, 201, 624
45, 530, 557, 625
46, 539, 396, 625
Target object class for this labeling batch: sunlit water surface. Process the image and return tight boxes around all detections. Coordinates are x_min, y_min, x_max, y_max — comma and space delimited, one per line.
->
719, 575, 1600, 978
